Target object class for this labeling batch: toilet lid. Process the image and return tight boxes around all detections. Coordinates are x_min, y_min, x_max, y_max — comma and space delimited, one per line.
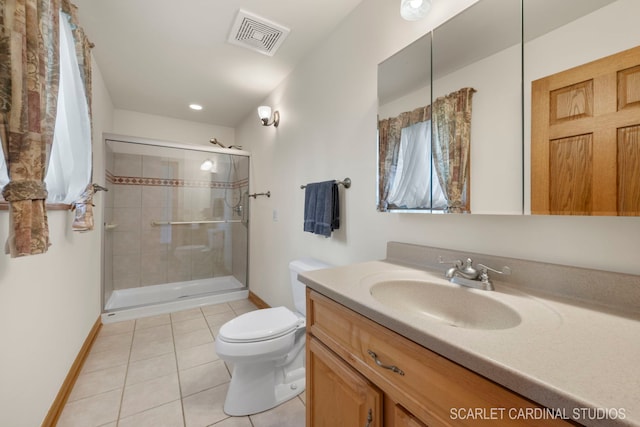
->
218, 306, 301, 342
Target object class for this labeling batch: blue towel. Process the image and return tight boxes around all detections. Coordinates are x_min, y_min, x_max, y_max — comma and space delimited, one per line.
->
304, 181, 340, 237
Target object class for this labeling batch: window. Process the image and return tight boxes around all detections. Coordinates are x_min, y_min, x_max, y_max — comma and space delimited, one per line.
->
387, 120, 447, 209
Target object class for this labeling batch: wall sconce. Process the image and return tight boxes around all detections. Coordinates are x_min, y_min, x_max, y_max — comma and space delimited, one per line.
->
257, 105, 280, 127
400, 0, 431, 21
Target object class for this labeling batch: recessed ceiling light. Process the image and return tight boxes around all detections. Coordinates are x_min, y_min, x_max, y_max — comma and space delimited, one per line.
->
189, 104, 203, 111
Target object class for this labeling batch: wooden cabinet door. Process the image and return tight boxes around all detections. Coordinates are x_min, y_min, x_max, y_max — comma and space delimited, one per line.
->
394, 404, 429, 427
531, 45, 640, 215
307, 337, 382, 427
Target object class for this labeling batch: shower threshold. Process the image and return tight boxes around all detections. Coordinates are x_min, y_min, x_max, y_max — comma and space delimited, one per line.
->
102, 276, 248, 323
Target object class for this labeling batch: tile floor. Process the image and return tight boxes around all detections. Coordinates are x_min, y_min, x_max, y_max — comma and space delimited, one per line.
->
57, 299, 306, 427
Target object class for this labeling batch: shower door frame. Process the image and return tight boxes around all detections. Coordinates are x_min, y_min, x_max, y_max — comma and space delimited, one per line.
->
100, 133, 251, 316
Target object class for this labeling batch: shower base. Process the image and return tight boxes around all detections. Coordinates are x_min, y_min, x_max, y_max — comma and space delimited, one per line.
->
102, 276, 248, 323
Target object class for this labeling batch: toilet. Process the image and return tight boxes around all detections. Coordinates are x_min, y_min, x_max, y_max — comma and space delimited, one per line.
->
214, 257, 330, 416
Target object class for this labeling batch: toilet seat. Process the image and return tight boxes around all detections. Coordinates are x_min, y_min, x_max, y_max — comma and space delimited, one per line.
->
218, 307, 302, 343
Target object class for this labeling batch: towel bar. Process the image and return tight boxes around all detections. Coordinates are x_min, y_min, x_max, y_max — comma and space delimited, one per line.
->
249, 191, 271, 198
300, 177, 351, 189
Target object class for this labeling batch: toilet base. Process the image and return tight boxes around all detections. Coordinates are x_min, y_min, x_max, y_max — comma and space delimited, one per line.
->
223, 354, 305, 416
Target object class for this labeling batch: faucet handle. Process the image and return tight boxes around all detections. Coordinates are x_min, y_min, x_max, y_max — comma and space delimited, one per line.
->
477, 264, 511, 276
437, 256, 463, 267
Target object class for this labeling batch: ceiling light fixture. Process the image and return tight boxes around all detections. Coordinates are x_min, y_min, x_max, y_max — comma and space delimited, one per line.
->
199, 159, 218, 173
189, 104, 203, 110
257, 105, 280, 127
400, 0, 432, 21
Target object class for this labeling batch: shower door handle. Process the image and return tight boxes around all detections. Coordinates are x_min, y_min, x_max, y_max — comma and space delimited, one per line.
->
151, 219, 242, 226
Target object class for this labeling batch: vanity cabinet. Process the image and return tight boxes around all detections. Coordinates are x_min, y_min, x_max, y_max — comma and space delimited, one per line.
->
307, 337, 382, 427
306, 289, 575, 427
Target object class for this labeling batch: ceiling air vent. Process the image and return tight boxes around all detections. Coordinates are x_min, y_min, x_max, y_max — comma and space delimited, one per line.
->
227, 9, 290, 57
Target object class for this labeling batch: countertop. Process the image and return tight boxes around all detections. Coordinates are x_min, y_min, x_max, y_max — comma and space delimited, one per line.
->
299, 260, 640, 427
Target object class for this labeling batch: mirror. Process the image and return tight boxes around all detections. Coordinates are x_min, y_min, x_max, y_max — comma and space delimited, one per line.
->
377, 34, 434, 212
377, 0, 522, 214
377, 0, 639, 215
432, 0, 522, 214
523, 0, 639, 215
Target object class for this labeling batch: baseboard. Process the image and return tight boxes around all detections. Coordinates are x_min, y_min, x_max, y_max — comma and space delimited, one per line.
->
248, 290, 271, 309
41, 317, 102, 427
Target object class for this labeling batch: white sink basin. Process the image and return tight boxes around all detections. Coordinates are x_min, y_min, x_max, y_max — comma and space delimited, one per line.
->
370, 279, 521, 330
359, 269, 562, 332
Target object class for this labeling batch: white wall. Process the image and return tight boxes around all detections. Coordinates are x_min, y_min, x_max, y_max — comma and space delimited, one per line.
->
0, 58, 113, 427
236, 0, 640, 310
113, 109, 235, 148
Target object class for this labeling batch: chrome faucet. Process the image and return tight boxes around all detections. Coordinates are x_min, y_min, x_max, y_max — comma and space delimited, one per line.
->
437, 256, 511, 291
443, 258, 479, 280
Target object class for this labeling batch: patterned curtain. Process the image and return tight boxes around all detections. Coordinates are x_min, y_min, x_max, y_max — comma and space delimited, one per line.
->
432, 87, 476, 213
0, 0, 61, 257
377, 105, 431, 211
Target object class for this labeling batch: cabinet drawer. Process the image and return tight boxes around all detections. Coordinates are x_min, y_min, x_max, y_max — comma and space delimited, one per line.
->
307, 289, 573, 427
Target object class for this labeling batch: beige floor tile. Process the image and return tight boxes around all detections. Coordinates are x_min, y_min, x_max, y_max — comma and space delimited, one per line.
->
205, 312, 237, 335
250, 397, 306, 427
126, 352, 177, 386
91, 330, 133, 353
171, 307, 204, 323
130, 336, 174, 362
201, 302, 233, 316
99, 320, 135, 337
212, 415, 253, 426
231, 306, 257, 316
135, 313, 171, 330
176, 342, 218, 370
132, 323, 173, 346
179, 359, 230, 397
172, 316, 208, 335
182, 383, 229, 427
223, 361, 234, 376
118, 400, 184, 427
68, 364, 127, 402
63, 300, 305, 427
82, 346, 130, 374
228, 299, 257, 311
120, 372, 181, 418
174, 327, 213, 349
57, 389, 122, 427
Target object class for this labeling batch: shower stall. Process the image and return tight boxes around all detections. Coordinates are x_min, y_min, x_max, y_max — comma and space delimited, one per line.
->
102, 135, 250, 322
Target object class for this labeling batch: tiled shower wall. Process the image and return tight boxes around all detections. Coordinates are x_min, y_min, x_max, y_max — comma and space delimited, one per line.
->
103, 143, 249, 304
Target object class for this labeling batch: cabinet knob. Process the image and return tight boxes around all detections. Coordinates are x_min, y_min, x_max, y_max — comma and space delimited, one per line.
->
367, 350, 405, 376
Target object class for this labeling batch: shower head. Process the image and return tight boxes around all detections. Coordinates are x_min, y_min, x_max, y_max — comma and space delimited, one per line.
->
209, 138, 227, 148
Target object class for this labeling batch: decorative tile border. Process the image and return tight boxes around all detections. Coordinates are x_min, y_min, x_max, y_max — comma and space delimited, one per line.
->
106, 170, 247, 189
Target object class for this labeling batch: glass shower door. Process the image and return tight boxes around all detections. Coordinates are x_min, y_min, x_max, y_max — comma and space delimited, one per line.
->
103, 138, 249, 312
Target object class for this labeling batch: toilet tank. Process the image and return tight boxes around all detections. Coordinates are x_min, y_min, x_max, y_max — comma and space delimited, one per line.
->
289, 258, 331, 316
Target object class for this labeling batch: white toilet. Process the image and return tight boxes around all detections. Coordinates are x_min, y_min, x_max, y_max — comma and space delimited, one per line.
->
214, 257, 330, 416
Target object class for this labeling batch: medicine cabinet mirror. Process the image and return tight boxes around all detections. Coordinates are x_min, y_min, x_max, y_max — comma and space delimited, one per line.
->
378, 0, 638, 216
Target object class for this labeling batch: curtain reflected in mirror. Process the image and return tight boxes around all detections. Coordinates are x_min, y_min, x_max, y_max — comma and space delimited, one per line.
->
378, 88, 475, 213
432, 87, 475, 213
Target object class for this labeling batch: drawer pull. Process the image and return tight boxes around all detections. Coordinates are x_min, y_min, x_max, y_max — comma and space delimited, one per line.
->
367, 350, 405, 376
365, 408, 373, 427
